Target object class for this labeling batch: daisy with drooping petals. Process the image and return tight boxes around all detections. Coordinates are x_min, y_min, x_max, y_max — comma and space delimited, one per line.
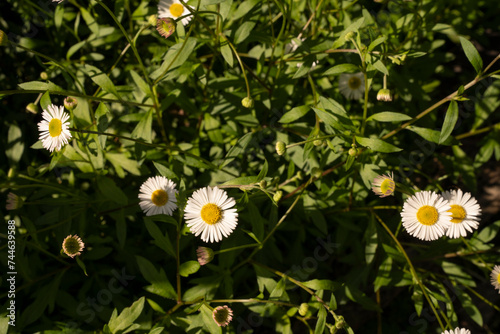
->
158, 0, 194, 26
212, 305, 233, 327
490, 265, 500, 293
6, 192, 23, 210
441, 189, 481, 238
400, 191, 451, 241
62, 235, 85, 258
139, 176, 178, 216
37, 104, 72, 152
371, 172, 396, 198
441, 328, 471, 334
196, 246, 214, 266
339, 72, 364, 100
184, 187, 238, 243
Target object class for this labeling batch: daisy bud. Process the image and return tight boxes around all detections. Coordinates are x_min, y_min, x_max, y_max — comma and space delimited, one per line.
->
40, 72, 48, 80
0, 30, 9, 46
61, 234, 85, 258
156, 17, 175, 39
64, 97, 78, 111
296, 171, 304, 180
275, 141, 286, 156
311, 167, 322, 179
241, 97, 254, 108
26, 103, 39, 114
348, 147, 357, 156
313, 139, 323, 146
344, 31, 355, 41
148, 14, 158, 26
6, 192, 24, 210
335, 315, 345, 329
259, 180, 267, 189
376, 88, 392, 102
212, 305, 233, 327
196, 246, 214, 266
273, 190, 283, 202
298, 303, 308, 316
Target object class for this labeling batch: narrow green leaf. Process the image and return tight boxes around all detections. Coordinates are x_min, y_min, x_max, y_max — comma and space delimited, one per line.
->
442, 261, 476, 287
153, 161, 178, 180
97, 177, 128, 205
314, 307, 326, 334
459, 36, 483, 75
79, 64, 120, 98
367, 112, 412, 122
76, 257, 88, 276
279, 105, 310, 123
179, 261, 201, 277
406, 126, 458, 145
150, 38, 197, 81
323, 63, 359, 76
372, 60, 389, 76
220, 41, 233, 67
302, 279, 341, 291
219, 132, 254, 168
234, 21, 256, 44
131, 110, 153, 143
108, 297, 145, 334
332, 17, 365, 49
6, 124, 24, 163
256, 160, 268, 181
221, 176, 259, 186
368, 36, 387, 52
439, 100, 459, 144
355, 136, 402, 153
455, 288, 483, 326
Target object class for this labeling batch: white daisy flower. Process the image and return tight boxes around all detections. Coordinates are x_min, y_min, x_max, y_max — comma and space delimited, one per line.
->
339, 72, 364, 100
441, 189, 481, 238
441, 328, 471, 334
184, 187, 238, 243
158, 0, 194, 26
139, 176, 178, 216
62, 234, 85, 258
400, 191, 451, 241
490, 265, 500, 293
371, 172, 396, 198
37, 104, 72, 152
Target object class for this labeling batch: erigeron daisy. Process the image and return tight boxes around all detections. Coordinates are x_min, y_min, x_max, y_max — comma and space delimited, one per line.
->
184, 187, 238, 243
339, 72, 364, 100
441, 328, 471, 334
441, 189, 481, 239
37, 104, 72, 152
212, 305, 233, 327
158, 0, 194, 26
139, 176, 178, 216
490, 265, 500, 293
156, 17, 176, 39
62, 235, 85, 258
400, 191, 451, 241
371, 172, 396, 197
197, 246, 214, 266
6, 192, 23, 210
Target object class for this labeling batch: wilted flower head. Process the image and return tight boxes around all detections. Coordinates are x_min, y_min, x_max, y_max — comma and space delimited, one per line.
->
62, 235, 85, 258
196, 246, 214, 266
376, 88, 392, 102
371, 172, 395, 197
156, 17, 175, 39
212, 305, 233, 327
6, 192, 23, 210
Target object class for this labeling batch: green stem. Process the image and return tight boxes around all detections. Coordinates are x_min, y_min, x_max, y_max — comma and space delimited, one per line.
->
220, 34, 251, 98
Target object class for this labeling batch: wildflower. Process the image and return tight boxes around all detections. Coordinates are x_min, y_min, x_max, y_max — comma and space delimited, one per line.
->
241, 97, 254, 109
64, 97, 78, 111
339, 72, 364, 100
37, 104, 72, 152
52, 0, 64, 3
184, 187, 238, 243
26, 103, 39, 114
276, 141, 286, 156
490, 265, 500, 293
376, 88, 392, 102
298, 303, 309, 316
196, 246, 214, 266
62, 235, 85, 258
40, 72, 48, 80
158, 0, 194, 26
371, 172, 395, 198
344, 31, 356, 41
273, 190, 283, 202
441, 189, 481, 238
156, 17, 176, 39
6, 192, 23, 210
212, 305, 233, 327
400, 191, 451, 241
441, 328, 471, 334
139, 176, 178, 216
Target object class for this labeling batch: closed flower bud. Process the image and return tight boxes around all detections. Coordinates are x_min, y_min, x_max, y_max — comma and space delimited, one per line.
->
344, 31, 355, 41
241, 97, 254, 108
311, 167, 322, 179
335, 315, 345, 329
148, 14, 158, 26
64, 97, 78, 111
40, 72, 48, 80
348, 147, 357, 156
377, 88, 392, 102
313, 139, 323, 146
26, 103, 39, 114
259, 180, 267, 189
273, 190, 283, 202
276, 141, 286, 156
196, 247, 214, 266
298, 303, 309, 316
296, 171, 304, 180
0, 30, 9, 46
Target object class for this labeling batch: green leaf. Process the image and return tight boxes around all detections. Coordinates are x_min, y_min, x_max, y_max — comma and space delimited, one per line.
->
221, 175, 259, 186
302, 279, 341, 291
144, 219, 175, 257
332, 17, 365, 49
6, 124, 24, 163
106, 153, 141, 177
373, 256, 392, 291
108, 297, 145, 334
150, 38, 197, 81
442, 261, 476, 287
76, 257, 88, 276
439, 100, 459, 144
180, 261, 201, 277
219, 132, 254, 168
314, 307, 326, 334
455, 288, 483, 326
406, 126, 458, 145
97, 177, 128, 205
79, 64, 120, 99
312, 107, 344, 131
372, 60, 389, 76
355, 136, 402, 153
367, 36, 387, 52
220, 41, 233, 67
475, 220, 500, 243
130, 70, 152, 97
233, 0, 260, 20
459, 36, 483, 75
234, 21, 256, 44
323, 63, 359, 76
367, 112, 412, 122
131, 110, 153, 143
256, 159, 268, 181
136, 256, 177, 299
279, 105, 310, 123
153, 161, 178, 180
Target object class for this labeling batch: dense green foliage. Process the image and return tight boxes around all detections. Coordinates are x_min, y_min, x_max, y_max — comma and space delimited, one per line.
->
1, 0, 500, 333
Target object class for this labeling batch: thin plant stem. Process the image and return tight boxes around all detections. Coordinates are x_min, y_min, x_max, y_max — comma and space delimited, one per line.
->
220, 34, 251, 98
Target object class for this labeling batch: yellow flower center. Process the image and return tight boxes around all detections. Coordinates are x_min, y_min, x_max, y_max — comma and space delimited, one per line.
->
169, 3, 184, 18
448, 204, 466, 224
380, 179, 395, 195
348, 76, 361, 90
49, 118, 63, 137
497, 272, 500, 285
151, 189, 168, 206
416, 205, 439, 226
201, 203, 222, 225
